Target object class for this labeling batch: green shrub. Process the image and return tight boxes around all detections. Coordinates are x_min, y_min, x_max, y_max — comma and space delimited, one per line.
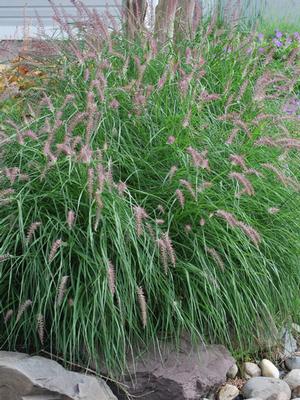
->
0, 2, 300, 374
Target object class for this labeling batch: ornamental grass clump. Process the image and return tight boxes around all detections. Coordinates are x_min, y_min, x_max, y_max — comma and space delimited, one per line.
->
0, 1, 300, 374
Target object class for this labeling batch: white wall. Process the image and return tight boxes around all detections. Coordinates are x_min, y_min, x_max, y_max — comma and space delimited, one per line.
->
1, 0, 299, 40
0, 0, 121, 39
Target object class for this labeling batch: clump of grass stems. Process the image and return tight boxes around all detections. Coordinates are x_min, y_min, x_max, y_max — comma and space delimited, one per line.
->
0, 1, 300, 375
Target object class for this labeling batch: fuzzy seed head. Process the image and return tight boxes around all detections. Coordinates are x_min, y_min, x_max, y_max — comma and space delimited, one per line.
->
206, 247, 225, 271
229, 172, 255, 196
175, 189, 185, 208
67, 210, 75, 229
17, 299, 32, 322
187, 146, 209, 169
49, 239, 63, 262
134, 206, 149, 237
4, 309, 13, 324
56, 275, 69, 306
157, 238, 168, 274
26, 222, 42, 244
108, 261, 116, 296
162, 233, 176, 267
137, 286, 147, 329
168, 165, 178, 181
179, 179, 196, 199
37, 314, 45, 345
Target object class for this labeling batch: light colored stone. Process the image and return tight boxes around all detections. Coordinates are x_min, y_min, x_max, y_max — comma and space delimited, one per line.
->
286, 356, 300, 370
282, 328, 297, 357
260, 359, 280, 379
242, 377, 291, 400
292, 323, 300, 334
286, 371, 300, 397
284, 369, 300, 391
0, 351, 116, 400
22, 396, 63, 399
226, 364, 238, 379
244, 362, 261, 379
245, 398, 263, 400
218, 384, 239, 400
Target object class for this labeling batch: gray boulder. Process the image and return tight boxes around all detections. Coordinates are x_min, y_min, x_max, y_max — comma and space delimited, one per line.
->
242, 377, 291, 400
0, 351, 116, 400
114, 341, 235, 399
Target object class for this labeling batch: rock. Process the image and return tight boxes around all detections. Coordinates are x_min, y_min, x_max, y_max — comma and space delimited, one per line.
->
0, 351, 116, 400
292, 323, 300, 334
113, 341, 235, 399
285, 370, 300, 397
244, 362, 261, 379
218, 384, 239, 400
227, 364, 238, 379
242, 377, 291, 400
286, 356, 300, 370
21, 396, 63, 399
260, 359, 280, 379
282, 328, 297, 357
284, 369, 300, 391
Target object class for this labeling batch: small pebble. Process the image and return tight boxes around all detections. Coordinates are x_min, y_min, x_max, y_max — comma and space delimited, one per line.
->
218, 384, 239, 400
292, 323, 300, 333
244, 362, 261, 379
227, 364, 238, 379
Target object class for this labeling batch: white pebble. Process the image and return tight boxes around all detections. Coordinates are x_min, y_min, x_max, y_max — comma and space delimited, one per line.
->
260, 359, 280, 379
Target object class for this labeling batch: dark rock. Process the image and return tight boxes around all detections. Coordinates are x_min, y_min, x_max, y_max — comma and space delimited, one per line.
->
234, 396, 244, 400
112, 340, 235, 399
